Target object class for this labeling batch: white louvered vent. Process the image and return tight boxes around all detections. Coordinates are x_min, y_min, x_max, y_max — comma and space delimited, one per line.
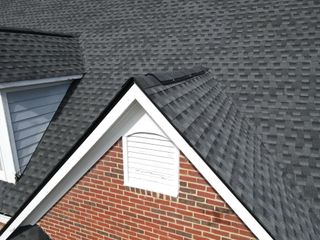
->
123, 113, 179, 197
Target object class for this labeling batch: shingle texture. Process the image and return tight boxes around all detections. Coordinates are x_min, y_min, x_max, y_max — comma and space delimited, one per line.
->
8, 225, 50, 240
0, 29, 83, 83
0, 0, 319, 239
139, 70, 319, 239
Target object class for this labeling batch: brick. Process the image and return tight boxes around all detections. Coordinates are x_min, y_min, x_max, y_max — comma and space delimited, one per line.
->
185, 227, 202, 236
39, 140, 256, 240
175, 230, 192, 238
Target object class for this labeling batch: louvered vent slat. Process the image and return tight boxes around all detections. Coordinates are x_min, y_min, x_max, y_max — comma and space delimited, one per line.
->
125, 132, 179, 196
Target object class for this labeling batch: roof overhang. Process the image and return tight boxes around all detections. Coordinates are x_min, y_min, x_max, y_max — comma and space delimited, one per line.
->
0, 82, 274, 240
0, 75, 83, 91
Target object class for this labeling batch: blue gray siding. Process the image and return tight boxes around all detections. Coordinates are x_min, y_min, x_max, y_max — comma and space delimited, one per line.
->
7, 83, 70, 170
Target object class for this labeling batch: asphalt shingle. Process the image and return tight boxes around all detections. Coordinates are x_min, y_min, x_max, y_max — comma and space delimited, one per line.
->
0, 28, 83, 83
0, 0, 319, 239
8, 225, 50, 240
139, 69, 319, 239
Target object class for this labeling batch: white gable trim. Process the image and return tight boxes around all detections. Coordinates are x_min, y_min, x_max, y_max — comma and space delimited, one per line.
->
0, 83, 273, 240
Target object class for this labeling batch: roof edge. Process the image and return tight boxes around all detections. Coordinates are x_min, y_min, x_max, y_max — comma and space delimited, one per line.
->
0, 26, 77, 38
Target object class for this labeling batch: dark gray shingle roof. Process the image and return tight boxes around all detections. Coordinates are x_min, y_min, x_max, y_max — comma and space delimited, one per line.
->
0, 28, 83, 83
0, 0, 319, 239
137, 69, 319, 239
8, 225, 50, 240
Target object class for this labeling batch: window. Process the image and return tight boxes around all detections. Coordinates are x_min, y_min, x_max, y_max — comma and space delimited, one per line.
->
123, 113, 179, 197
0, 82, 71, 183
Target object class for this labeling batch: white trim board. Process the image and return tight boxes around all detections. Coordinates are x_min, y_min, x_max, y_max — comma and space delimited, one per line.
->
0, 75, 83, 91
0, 92, 18, 183
0, 215, 10, 225
0, 83, 273, 240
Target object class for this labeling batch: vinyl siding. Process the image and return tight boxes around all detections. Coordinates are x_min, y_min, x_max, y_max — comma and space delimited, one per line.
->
7, 83, 70, 170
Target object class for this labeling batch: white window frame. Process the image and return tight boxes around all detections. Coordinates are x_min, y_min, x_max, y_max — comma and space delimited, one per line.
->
0, 75, 82, 183
122, 113, 180, 197
0, 92, 19, 183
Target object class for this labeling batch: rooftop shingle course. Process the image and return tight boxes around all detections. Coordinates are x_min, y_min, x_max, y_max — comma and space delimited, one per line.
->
0, 0, 319, 239
0, 28, 83, 83
140, 69, 319, 239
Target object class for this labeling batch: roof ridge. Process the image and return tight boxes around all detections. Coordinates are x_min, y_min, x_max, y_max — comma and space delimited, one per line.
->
0, 26, 76, 38
146, 66, 209, 85
133, 66, 209, 89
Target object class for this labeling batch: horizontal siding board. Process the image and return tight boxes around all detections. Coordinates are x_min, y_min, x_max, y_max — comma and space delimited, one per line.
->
7, 84, 69, 103
13, 123, 48, 141
10, 103, 59, 122
9, 94, 65, 113
15, 132, 44, 149
7, 83, 70, 169
19, 154, 33, 170
17, 142, 38, 159
12, 112, 55, 131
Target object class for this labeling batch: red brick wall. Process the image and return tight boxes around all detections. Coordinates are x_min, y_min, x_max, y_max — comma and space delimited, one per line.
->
40, 140, 256, 240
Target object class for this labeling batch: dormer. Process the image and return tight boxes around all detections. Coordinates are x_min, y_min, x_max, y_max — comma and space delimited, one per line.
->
0, 28, 84, 183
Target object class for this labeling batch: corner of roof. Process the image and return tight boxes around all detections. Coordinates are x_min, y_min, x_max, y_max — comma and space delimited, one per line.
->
132, 66, 210, 90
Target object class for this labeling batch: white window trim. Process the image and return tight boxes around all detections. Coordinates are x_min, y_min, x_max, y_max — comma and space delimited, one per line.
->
122, 113, 180, 197
0, 92, 19, 183
0, 83, 273, 240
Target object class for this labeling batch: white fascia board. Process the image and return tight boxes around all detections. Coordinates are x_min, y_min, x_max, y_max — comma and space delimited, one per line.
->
0, 215, 10, 225
0, 75, 83, 91
0, 83, 273, 240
